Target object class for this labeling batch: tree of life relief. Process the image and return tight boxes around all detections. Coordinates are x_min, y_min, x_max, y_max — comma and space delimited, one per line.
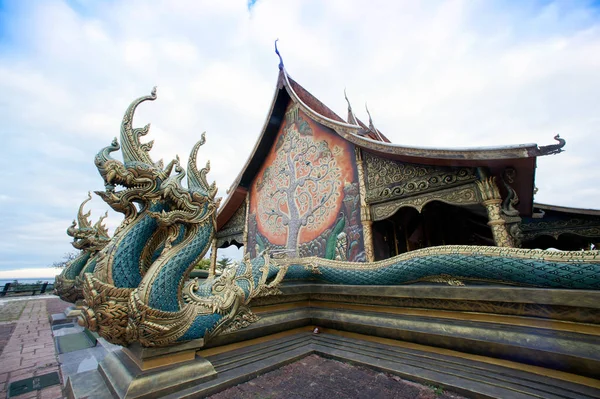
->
252, 105, 361, 259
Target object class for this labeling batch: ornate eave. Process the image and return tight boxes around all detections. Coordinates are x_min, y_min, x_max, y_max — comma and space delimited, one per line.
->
534, 203, 600, 217
216, 199, 246, 248
521, 203, 600, 243
280, 68, 563, 163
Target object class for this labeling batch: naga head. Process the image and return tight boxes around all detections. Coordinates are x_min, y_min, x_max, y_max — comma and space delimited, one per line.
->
94, 88, 179, 218
67, 192, 93, 241
67, 193, 111, 252
149, 133, 221, 227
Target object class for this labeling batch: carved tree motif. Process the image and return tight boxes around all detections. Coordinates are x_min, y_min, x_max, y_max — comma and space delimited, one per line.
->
255, 108, 342, 255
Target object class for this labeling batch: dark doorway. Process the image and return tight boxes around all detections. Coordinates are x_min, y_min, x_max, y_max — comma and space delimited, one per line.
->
372, 201, 494, 260
523, 233, 598, 251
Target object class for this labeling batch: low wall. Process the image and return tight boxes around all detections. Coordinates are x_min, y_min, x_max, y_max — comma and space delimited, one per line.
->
204, 283, 600, 379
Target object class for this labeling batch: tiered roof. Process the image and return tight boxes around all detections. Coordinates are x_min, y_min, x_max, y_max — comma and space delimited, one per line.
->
217, 59, 566, 229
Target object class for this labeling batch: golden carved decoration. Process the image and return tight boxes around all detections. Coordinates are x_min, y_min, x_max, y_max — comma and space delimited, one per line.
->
220, 307, 260, 334
418, 274, 465, 286
521, 217, 600, 241
243, 193, 250, 252
216, 200, 246, 247
56, 193, 111, 304
476, 177, 514, 247
500, 168, 523, 247
355, 148, 374, 262
124, 252, 289, 347
54, 278, 79, 303
363, 152, 477, 203
371, 184, 480, 221
78, 273, 134, 346
140, 227, 171, 275
127, 291, 199, 347
305, 294, 600, 324
273, 245, 600, 271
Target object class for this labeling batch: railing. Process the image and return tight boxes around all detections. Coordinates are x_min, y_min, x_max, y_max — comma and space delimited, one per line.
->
0, 282, 54, 297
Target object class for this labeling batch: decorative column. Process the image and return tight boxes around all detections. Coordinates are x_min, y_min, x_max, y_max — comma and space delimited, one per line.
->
355, 147, 375, 261
243, 193, 250, 256
209, 237, 218, 278
476, 177, 515, 247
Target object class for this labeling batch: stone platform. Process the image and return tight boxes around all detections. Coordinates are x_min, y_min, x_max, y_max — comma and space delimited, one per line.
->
0, 296, 68, 399
66, 328, 600, 399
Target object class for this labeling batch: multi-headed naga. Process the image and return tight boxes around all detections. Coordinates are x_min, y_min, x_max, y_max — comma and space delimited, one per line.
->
79, 89, 289, 346
79, 88, 180, 343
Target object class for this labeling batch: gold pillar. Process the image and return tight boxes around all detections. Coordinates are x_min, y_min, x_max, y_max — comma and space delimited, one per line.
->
209, 237, 218, 277
243, 193, 250, 256
476, 177, 515, 247
355, 147, 375, 261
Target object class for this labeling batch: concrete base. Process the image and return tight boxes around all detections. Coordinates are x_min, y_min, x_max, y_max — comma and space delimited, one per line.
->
64, 283, 600, 398
63, 329, 600, 399
64, 306, 82, 318
66, 346, 217, 399
49, 313, 70, 326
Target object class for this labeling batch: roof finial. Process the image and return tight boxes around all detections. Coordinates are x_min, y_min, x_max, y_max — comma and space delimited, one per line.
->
275, 39, 284, 70
344, 88, 358, 125
537, 134, 566, 156
365, 103, 375, 130
365, 103, 384, 141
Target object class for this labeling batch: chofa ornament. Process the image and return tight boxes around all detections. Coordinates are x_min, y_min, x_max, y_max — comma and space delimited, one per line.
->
72, 88, 600, 348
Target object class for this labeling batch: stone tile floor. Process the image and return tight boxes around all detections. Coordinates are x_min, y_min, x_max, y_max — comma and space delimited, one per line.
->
0, 302, 27, 323
0, 324, 16, 356
0, 296, 70, 399
209, 354, 466, 399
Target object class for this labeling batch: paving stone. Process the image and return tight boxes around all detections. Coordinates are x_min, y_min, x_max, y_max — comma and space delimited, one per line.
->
40, 385, 64, 399
0, 299, 69, 399
51, 326, 83, 337
0, 302, 27, 323
49, 314, 68, 326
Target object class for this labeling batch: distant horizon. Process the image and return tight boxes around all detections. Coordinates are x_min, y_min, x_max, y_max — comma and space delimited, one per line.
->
0, 268, 61, 280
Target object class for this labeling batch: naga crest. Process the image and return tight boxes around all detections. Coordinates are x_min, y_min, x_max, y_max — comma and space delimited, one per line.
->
148, 133, 220, 229
66, 192, 110, 251
94, 87, 178, 220
55, 193, 111, 303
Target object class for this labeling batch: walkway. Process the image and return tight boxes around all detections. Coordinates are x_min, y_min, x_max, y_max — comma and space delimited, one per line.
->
0, 297, 69, 399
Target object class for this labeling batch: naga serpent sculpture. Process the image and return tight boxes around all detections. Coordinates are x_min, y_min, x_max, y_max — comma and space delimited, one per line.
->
76, 89, 600, 348
55, 193, 110, 303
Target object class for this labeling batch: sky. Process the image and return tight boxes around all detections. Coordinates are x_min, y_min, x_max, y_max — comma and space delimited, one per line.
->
0, 0, 599, 278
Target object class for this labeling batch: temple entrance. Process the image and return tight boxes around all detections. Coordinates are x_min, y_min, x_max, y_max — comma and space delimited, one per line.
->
372, 201, 494, 261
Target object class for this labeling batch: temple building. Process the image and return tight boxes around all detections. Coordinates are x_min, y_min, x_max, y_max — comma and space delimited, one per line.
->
214, 61, 600, 266
61, 56, 600, 399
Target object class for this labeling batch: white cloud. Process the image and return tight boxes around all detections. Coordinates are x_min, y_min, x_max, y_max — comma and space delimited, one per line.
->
0, 268, 59, 279
0, 0, 599, 273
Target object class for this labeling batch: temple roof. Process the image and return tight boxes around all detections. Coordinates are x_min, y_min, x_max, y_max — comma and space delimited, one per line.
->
217, 64, 566, 229
533, 203, 600, 217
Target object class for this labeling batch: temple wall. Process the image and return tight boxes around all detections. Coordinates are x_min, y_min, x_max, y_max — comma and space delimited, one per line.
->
247, 102, 366, 261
